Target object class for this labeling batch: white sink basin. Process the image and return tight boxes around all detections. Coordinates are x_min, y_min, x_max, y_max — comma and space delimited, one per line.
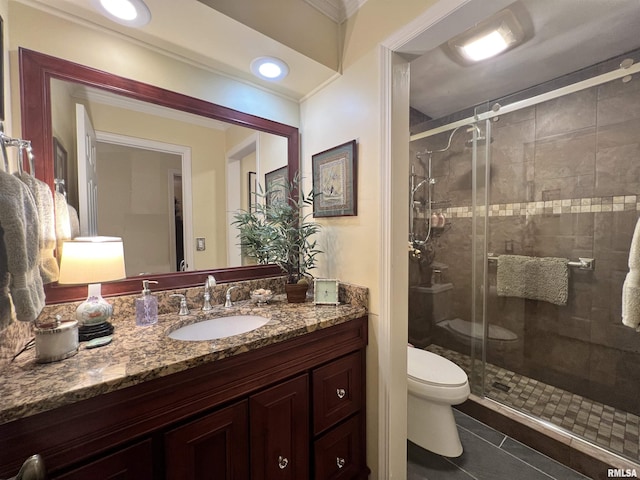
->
168, 315, 270, 341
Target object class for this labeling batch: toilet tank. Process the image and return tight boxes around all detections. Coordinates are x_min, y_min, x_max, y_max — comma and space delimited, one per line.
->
410, 283, 453, 323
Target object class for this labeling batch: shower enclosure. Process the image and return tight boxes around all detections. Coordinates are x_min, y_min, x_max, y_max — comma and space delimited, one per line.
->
408, 51, 640, 463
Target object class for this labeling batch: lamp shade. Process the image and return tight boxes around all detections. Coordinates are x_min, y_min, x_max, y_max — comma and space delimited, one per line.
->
58, 236, 126, 285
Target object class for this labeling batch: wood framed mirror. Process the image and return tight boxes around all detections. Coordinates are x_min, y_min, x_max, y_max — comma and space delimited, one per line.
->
19, 48, 298, 303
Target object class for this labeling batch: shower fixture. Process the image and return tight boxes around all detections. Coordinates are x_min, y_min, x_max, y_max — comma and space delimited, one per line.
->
410, 123, 484, 248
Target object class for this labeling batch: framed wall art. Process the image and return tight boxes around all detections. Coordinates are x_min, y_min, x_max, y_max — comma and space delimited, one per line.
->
248, 171, 257, 213
265, 165, 288, 207
312, 140, 357, 217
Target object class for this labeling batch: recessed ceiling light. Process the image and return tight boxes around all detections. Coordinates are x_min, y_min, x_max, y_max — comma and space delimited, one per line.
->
92, 0, 151, 27
447, 8, 525, 64
250, 57, 289, 81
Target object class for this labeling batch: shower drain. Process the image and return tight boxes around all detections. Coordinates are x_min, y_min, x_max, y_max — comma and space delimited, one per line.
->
492, 381, 511, 393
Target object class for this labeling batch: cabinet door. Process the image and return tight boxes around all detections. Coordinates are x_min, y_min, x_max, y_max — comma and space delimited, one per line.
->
250, 374, 309, 480
51, 439, 153, 480
164, 400, 249, 480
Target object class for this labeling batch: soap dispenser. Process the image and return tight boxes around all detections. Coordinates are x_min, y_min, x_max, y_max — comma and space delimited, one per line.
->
136, 280, 159, 327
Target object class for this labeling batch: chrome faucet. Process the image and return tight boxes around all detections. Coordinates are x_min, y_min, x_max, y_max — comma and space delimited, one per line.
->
202, 275, 216, 311
170, 294, 190, 315
224, 286, 239, 308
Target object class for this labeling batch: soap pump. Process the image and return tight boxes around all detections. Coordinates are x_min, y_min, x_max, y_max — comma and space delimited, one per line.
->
136, 280, 159, 327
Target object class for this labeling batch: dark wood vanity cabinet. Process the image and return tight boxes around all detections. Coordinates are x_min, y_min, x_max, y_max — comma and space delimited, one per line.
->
0, 317, 368, 480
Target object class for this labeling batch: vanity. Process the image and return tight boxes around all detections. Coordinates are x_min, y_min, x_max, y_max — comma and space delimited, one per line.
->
0, 291, 369, 479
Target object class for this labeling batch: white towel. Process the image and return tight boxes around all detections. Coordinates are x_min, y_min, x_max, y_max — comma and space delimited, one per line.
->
0, 170, 45, 322
497, 254, 569, 306
67, 203, 80, 239
17, 172, 59, 284
622, 216, 640, 330
54, 191, 72, 260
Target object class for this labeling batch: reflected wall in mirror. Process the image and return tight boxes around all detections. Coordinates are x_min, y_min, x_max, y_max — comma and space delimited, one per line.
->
50, 79, 288, 277
20, 48, 299, 303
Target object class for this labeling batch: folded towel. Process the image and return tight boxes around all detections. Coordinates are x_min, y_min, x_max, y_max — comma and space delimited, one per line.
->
0, 170, 45, 322
55, 191, 72, 260
67, 203, 80, 239
17, 172, 59, 284
622, 216, 640, 330
497, 254, 569, 306
0, 228, 12, 331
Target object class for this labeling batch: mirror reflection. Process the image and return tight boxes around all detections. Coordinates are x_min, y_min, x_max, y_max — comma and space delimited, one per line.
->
50, 79, 288, 277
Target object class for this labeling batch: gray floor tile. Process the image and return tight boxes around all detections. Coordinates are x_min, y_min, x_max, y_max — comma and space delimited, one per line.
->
454, 409, 507, 446
500, 437, 590, 480
408, 441, 477, 480
449, 428, 555, 480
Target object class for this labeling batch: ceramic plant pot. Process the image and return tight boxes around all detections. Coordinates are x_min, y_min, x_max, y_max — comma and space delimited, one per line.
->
285, 283, 308, 303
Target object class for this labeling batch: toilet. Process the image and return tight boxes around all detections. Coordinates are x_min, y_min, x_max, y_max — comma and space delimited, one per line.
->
407, 345, 470, 457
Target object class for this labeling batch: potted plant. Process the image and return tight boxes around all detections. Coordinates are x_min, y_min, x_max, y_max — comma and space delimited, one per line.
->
232, 174, 322, 302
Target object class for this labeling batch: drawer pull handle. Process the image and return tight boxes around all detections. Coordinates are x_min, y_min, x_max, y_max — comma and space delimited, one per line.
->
278, 456, 289, 469
336, 457, 346, 469
336, 388, 346, 399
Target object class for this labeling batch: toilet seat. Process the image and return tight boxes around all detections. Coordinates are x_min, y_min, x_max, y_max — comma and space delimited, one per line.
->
447, 318, 518, 342
407, 347, 468, 387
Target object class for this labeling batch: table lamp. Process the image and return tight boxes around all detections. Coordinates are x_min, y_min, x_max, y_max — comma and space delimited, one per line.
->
58, 236, 126, 341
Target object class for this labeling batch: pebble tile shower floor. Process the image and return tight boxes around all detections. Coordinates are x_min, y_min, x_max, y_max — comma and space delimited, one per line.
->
426, 344, 640, 461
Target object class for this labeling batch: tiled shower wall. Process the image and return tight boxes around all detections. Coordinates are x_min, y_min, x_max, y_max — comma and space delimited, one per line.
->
410, 76, 640, 416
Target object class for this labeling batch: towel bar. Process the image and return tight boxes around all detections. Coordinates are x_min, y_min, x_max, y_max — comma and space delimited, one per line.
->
487, 255, 595, 271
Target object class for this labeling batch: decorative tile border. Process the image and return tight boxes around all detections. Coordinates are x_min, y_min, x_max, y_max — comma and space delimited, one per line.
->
436, 195, 639, 218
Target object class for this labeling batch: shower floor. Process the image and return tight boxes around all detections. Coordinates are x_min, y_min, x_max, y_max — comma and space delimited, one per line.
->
426, 344, 640, 462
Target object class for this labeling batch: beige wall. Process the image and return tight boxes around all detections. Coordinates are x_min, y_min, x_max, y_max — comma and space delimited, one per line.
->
8, 2, 300, 135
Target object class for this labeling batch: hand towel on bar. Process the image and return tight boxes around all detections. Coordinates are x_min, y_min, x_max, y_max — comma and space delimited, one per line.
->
67, 203, 80, 239
622, 215, 640, 331
497, 254, 569, 306
17, 172, 60, 284
0, 170, 45, 322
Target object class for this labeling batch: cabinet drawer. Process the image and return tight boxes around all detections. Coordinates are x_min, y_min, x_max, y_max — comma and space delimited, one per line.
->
314, 414, 363, 480
312, 351, 362, 435
51, 439, 153, 480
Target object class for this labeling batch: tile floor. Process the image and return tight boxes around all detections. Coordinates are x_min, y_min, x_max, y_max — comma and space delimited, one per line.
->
408, 409, 590, 480
426, 344, 640, 461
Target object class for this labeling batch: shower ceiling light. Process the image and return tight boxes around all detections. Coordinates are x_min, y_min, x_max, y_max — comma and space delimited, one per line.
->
250, 57, 289, 81
448, 8, 524, 64
92, 0, 151, 27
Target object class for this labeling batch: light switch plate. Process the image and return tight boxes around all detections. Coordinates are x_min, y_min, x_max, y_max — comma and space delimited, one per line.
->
196, 237, 206, 251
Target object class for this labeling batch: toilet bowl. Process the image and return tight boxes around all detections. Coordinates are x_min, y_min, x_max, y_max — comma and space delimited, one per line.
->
437, 317, 519, 350
407, 345, 470, 457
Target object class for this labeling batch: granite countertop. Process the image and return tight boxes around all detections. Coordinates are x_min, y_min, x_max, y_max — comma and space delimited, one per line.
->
0, 295, 367, 426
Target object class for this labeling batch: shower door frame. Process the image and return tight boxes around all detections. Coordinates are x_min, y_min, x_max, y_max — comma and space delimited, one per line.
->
409, 53, 640, 460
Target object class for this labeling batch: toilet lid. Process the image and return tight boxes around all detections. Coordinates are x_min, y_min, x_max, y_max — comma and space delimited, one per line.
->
448, 318, 518, 342
407, 347, 468, 387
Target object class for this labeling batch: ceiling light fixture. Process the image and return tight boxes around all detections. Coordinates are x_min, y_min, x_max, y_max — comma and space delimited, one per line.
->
447, 9, 524, 64
92, 0, 151, 27
250, 57, 289, 81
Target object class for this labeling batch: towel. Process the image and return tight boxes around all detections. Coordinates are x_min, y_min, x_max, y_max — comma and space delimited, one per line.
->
622, 216, 640, 330
0, 170, 45, 322
17, 172, 60, 284
0, 229, 12, 331
67, 203, 80, 239
497, 254, 569, 306
54, 191, 72, 260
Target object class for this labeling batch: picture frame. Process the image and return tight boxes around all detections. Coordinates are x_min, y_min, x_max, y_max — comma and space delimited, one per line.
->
265, 165, 288, 207
312, 140, 357, 217
53, 137, 67, 183
248, 171, 257, 213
